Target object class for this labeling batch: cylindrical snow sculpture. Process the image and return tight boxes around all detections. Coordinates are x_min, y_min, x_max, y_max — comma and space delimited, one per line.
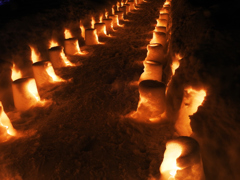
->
12, 78, 40, 112
49, 46, 67, 69
150, 31, 167, 48
115, 11, 124, 21
124, 4, 130, 14
102, 18, 113, 34
134, 80, 166, 121
64, 38, 81, 55
160, 136, 205, 180
160, 7, 170, 14
109, 15, 119, 29
85, 29, 99, 45
128, 1, 135, 10
159, 13, 169, 21
155, 26, 167, 33
157, 19, 168, 27
139, 60, 163, 82
94, 23, 107, 37
145, 43, 165, 63
119, 6, 127, 16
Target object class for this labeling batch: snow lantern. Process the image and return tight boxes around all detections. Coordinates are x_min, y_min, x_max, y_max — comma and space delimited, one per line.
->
175, 87, 206, 136
139, 60, 163, 82
160, 136, 205, 180
160, 7, 170, 14
109, 15, 119, 29
145, 43, 165, 63
132, 80, 166, 122
94, 23, 107, 37
49, 46, 73, 69
119, 6, 127, 16
0, 101, 17, 140
159, 13, 169, 21
155, 26, 167, 33
124, 4, 130, 14
32, 60, 64, 88
12, 78, 40, 112
64, 38, 81, 55
85, 28, 99, 45
150, 31, 167, 48
128, 1, 135, 10
157, 19, 168, 27
115, 11, 124, 21
103, 18, 113, 34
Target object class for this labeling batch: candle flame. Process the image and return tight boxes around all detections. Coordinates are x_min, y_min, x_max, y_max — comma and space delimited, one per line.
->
0, 102, 17, 137
117, 2, 120, 11
121, 0, 124, 7
80, 20, 85, 40
112, 6, 115, 15
91, 17, 95, 29
29, 46, 41, 63
45, 62, 65, 82
99, 14, 103, 23
64, 29, 73, 39
11, 64, 22, 81
105, 9, 108, 19
49, 40, 59, 49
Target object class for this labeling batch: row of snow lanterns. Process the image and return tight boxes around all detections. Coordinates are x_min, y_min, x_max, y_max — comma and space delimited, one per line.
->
0, 0, 145, 141
128, 0, 206, 179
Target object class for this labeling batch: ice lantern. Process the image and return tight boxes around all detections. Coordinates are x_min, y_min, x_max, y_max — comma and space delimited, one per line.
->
139, 60, 163, 82
160, 136, 205, 180
49, 46, 68, 69
109, 15, 119, 29
12, 78, 40, 112
94, 23, 107, 37
128, 1, 135, 10
145, 44, 165, 63
132, 80, 166, 122
155, 26, 167, 33
150, 31, 167, 48
157, 19, 168, 27
64, 38, 81, 55
85, 29, 99, 45
159, 13, 169, 21
32, 60, 63, 88
102, 18, 113, 34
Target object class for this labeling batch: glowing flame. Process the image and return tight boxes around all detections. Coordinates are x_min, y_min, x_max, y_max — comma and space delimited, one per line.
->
91, 17, 95, 29
99, 14, 103, 23
27, 79, 40, 101
112, 6, 115, 15
121, 0, 124, 7
80, 20, 85, 40
45, 62, 64, 82
117, 2, 120, 11
125, 0, 128, 4
105, 9, 108, 19
49, 40, 59, 49
171, 53, 183, 75
160, 142, 182, 180
64, 29, 73, 39
0, 102, 17, 136
60, 50, 74, 67
11, 64, 22, 81
29, 46, 41, 63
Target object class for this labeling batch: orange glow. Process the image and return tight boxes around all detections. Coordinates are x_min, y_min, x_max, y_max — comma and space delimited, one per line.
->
175, 87, 207, 136
64, 29, 73, 39
27, 79, 40, 102
49, 40, 59, 49
112, 5, 115, 15
105, 9, 108, 19
171, 53, 183, 75
11, 64, 22, 81
121, 0, 124, 7
160, 8, 169, 14
80, 20, 85, 40
117, 2, 120, 11
29, 46, 41, 63
99, 14, 103, 23
160, 142, 182, 180
45, 62, 65, 82
0, 102, 17, 137
91, 17, 95, 29
60, 50, 75, 66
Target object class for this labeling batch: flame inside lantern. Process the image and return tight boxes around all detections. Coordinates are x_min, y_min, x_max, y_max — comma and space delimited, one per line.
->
11, 64, 22, 81
29, 46, 41, 63
117, 2, 120, 11
112, 5, 115, 15
64, 29, 73, 39
99, 14, 103, 23
91, 17, 95, 29
80, 21, 85, 40
160, 142, 182, 180
171, 54, 183, 75
45, 62, 64, 82
105, 9, 108, 19
175, 87, 207, 136
0, 102, 17, 137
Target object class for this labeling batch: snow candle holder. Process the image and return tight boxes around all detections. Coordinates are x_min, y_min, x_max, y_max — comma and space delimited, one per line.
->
150, 31, 167, 48
119, 6, 127, 16
124, 4, 130, 14
109, 15, 119, 29
49, 46, 67, 69
12, 78, 40, 112
128, 1, 135, 10
134, 80, 166, 121
64, 38, 81, 55
94, 23, 107, 37
115, 11, 124, 21
139, 60, 163, 82
160, 136, 205, 180
85, 29, 99, 45
159, 13, 169, 21
160, 7, 170, 14
103, 18, 113, 34
155, 26, 167, 33
145, 43, 165, 63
